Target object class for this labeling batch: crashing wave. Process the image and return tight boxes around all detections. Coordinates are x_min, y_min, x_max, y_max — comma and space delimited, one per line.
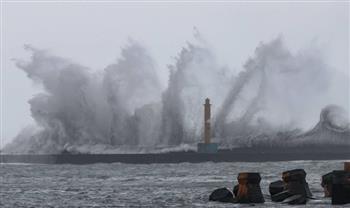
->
287, 105, 350, 146
2, 36, 349, 154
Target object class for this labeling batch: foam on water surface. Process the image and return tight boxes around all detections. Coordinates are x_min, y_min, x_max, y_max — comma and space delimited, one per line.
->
0, 160, 346, 207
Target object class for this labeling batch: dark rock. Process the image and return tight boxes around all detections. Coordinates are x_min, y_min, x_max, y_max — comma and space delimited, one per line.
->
282, 194, 307, 205
285, 181, 311, 197
331, 170, 350, 205
271, 190, 293, 202
305, 183, 313, 198
209, 187, 234, 203
235, 172, 265, 203
269, 180, 284, 196
321, 172, 333, 197
233, 184, 238, 197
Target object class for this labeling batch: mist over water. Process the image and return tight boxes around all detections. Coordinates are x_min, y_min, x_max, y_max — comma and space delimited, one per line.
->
3, 36, 349, 154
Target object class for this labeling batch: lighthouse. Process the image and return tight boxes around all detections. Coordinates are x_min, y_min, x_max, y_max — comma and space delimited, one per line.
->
204, 98, 211, 144
197, 98, 218, 153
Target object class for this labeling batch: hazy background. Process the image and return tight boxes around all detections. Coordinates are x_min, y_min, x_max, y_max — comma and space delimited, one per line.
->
2, 1, 349, 147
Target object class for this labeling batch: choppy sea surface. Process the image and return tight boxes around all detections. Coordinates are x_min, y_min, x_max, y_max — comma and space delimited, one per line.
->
1, 160, 349, 207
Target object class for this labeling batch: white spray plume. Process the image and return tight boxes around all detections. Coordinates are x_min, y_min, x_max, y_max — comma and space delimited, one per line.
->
215, 38, 349, 147
3, 36, 349, 154
160, 42, 231, 145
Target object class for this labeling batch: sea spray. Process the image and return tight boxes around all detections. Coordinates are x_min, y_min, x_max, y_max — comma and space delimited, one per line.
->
214, 38, 349, 147
3, 37, 349, 154
5, 42, 163, 153
160, 43, 231, 145
103, 41, 162, 145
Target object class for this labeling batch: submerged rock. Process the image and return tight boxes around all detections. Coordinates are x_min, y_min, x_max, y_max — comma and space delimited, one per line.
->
209, 187, 234, 203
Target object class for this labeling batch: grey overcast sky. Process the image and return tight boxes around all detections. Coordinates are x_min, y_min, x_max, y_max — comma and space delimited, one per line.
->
2, 1, 349, 146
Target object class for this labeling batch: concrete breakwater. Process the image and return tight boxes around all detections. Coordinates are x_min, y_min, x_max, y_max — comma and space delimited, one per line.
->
209, 162, 350, 205
1, 148, 350, 164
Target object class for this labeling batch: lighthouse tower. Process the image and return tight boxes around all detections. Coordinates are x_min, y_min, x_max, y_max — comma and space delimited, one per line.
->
204, 98, 211, 144
197, 98, 218, 153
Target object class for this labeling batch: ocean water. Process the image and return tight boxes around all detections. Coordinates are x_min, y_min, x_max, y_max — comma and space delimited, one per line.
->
0, 160, 348, 207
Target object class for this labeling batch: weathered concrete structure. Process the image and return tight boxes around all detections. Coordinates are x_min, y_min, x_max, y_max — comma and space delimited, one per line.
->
269, 180, 284, 196
322, 162, 350, 205
331, 170, 350, 204
270, 169, 312, 204
235, 172, 265, 203
209, 172, 264, 204
321, 172, 333, 197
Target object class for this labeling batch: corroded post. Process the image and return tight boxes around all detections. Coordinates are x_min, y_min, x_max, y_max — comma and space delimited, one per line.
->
204, 98, 211, 144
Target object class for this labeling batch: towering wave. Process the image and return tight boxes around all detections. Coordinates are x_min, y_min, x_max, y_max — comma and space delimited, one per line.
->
160, 43, 231, 146
3, 37, 349, 154
290, 105, 350, 146
214, 38, 349, 147
103, 41, 162, 146
5, 42, 163, 153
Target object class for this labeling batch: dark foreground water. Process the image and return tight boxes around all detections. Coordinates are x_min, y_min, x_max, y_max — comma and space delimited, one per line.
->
0, 160, 348, 207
